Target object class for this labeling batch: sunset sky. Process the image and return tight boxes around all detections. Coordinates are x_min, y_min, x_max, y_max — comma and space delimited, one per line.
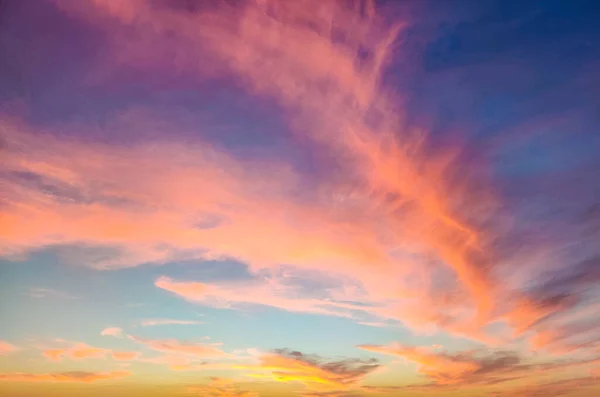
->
1, 0, 599, 396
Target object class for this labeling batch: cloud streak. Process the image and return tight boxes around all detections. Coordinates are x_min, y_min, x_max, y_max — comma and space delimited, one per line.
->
0, 370, 130, 383
140, 319, 202, 327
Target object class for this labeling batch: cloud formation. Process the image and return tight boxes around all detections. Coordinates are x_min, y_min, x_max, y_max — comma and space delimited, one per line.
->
0, 341, 18, 355
0, 5, 598, 397
187, 377, 258, 397
101, 327, 124, 338
129, 336, 226, 358
43, 343, 108, 361
359, 343, 600, 389
1, 0, 504, 340
0, 370, 130, 383
140, 319, 202, 327
237, 349, 379, 391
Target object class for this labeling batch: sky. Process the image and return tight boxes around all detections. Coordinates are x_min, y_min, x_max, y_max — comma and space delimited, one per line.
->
0, 0, 599, 396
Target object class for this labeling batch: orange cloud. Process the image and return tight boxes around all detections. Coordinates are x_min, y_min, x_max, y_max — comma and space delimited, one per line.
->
235, 349, 379, 391
0, 370, 130, 383
0, 341, 18, 355
187, 377, 258, 396
359, 342, 600, 390
41, 341, 141, 364
138, 354, 192, 369
359, 343, 482, 385
111, 351, 140, 361
43, 343, 108, 361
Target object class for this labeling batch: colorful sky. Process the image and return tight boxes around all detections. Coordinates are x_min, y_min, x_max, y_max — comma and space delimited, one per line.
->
1, 0, 599, 396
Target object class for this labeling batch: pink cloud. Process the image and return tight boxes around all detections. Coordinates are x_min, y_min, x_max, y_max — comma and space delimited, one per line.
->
0, 341, 18, 355
359, 343, 482, 385
3, 0, 596, 353
129, 336, 226, 358
154, 276, 372, 320
2, 0, 502, 342
101, 327, 124, 338
111, 351, 140, 361
0, 370, 131, 383
140, 319, 202, 327
26, 288, 75, 299
359, 342, 600, 389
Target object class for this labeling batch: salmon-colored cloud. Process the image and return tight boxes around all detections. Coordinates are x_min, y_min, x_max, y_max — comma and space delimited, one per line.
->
111, 351, 140, 361
41, 341, 140, 364
5, 0, 502, 339
359, 343, 483, 385
6, 0, 597, 351
129, 336, 226, 358
359, 342, 600, 390
0, 341, 18, 355
155, 276, 373, 320
0, 370, 131, 383
138, 354, 192, 369
101, 327, 124, 338
43, 343, 108, 361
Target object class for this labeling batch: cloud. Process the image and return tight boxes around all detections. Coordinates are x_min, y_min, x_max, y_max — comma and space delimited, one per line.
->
111, 351, 140, 361
140, 319, 202, 327
129, 336, 226, 358
0, 370, 131, 383
0, 341, 18, 355
1, 0, 598, 354
43, 343, 108, 362
41, 341, 140, 364
155, 275, 376, 321
101, 327, 124, 338
236, 349, 379, 391
26, 288, 75, 299
186, 377, 258, 397
359, 343, 600, 389
137, 354, 192, 369
2, 0, 504, 340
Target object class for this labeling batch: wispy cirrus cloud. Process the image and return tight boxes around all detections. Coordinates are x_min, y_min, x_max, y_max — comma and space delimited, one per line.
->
0, 0, 597, 366
154, 276, 375, 321
129, 336, 226, 358
140, 318, 202, 327
2, 0, 502, 342
0, 370, 130, 383
26, 288, 75, 300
